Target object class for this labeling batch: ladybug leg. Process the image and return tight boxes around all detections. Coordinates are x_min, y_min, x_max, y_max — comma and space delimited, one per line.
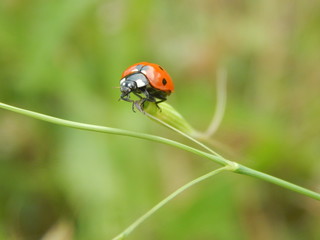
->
141, 89, 165, 111
141, 89, 156, 108
120, 94, 137, 112
153, 97, 167, 111
132, 92, 143, 100
120, 92, 133, 102
132, 92, 147, 112
147, 90, 167, 110
138, 97, 149, 110
155, 97, 167, 109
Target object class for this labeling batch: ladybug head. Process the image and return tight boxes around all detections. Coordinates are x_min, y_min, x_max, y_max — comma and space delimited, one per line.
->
120, 79, 137, 97
120, 73, 149, 97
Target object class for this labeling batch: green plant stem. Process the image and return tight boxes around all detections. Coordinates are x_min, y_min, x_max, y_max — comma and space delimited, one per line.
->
142, 107, 320, 201
235, 165, 320, 200
1, 102, 320, 201
143, 110, 222, 158
0, 102, 228, 166
195, 67, 227, 139
112, 166, 231, 240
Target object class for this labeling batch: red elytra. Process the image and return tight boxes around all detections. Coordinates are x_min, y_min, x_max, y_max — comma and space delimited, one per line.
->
121, 62, 174, 92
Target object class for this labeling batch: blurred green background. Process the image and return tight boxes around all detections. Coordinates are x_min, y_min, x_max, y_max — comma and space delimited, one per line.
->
1, 0, 320, 239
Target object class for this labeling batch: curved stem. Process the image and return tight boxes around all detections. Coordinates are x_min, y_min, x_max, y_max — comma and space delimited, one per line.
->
194, 68, 227, 139
142, 110, 222, 158
112, 166, 231, 240
1, 102, 320, 201
0, 102, 228, 166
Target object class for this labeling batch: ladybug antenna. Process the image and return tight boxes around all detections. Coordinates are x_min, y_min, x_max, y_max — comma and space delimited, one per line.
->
113, 86, 121, 89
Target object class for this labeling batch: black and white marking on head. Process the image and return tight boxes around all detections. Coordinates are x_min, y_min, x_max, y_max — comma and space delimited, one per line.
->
120, 78, 126, 85
122, 73, 148, 88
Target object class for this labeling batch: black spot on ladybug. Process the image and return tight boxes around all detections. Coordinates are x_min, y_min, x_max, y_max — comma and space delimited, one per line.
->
158, 65, 164, 70
162, 78, 167, 85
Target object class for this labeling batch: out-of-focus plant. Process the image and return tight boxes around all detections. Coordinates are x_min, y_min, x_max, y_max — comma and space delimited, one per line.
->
1, 71, 319, 239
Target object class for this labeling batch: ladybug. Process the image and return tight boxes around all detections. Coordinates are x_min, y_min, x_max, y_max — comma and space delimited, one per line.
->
119, 62, 174, 110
